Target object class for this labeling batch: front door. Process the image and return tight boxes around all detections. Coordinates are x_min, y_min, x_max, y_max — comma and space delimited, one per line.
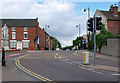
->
17, 41, 22, 50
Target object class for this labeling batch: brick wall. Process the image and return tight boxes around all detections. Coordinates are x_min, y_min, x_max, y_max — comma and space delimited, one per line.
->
44, 33, 52, 50
100, 38, 119, 57
107, 20, 120, 35
38, 27, 45, 50
46, 34, 49, 49
0, 27, 2, 50
50, 39, 52, 50
8, 27, 36, 50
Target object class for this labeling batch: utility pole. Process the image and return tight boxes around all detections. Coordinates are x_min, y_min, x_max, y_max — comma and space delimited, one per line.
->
94, 17, 96, 66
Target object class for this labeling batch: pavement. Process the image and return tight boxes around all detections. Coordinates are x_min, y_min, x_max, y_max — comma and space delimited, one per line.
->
0, 52, 2, 83
2, 51, 37, 81
74, 50, 120, 73
78, 50, 119, 61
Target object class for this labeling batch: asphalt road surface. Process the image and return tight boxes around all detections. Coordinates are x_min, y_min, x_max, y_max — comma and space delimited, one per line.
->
17, 51, 118, 81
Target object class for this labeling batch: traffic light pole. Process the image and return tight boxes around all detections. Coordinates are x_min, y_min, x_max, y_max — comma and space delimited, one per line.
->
94, 17, 96, 66
87, 16, 102, 66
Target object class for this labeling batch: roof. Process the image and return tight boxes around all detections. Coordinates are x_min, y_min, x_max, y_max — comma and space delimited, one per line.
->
98, 10, 120, 20
0, 19, 37, 27
45, 31, 50, 36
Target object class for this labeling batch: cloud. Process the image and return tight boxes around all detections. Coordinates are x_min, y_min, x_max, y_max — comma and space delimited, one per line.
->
1, 0, 87, 47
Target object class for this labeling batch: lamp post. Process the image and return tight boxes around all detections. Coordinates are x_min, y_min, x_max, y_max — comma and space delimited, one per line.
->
45, 24, 50, 50
76, 24, 80, 38
84, 7, 90, 49
76, 24, 80, 50
84, 8, 90, 19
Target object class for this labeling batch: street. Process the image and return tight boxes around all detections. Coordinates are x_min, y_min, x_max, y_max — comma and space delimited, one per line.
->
2, 51, 119, 82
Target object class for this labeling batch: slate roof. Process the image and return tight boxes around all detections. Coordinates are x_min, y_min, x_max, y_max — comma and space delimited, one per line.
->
0, 19, 37, 27
99, 10, 120, 21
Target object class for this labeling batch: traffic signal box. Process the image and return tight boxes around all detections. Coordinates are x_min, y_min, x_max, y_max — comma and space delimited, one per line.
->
96, 17, 102, 30
87, 18, 93, 32
87, 17, 102, 31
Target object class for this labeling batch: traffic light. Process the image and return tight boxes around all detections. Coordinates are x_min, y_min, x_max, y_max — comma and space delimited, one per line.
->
87, 18, 93, 32
96, 17, 102, 30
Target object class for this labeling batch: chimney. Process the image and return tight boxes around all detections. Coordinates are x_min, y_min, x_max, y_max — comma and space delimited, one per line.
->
43, 28, 44, 31
36, 17, 39, 26
109, 5, 113, 12
113, 4, 118, 15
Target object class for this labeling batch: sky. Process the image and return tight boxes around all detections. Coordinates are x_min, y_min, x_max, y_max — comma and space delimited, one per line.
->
0, 0, 119, 47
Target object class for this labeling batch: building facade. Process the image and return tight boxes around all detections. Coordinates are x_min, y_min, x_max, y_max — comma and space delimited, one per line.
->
0, 27, 2, 50
45, 32, 52, 50
95, 4, 120, 35
1, 18, 52, 50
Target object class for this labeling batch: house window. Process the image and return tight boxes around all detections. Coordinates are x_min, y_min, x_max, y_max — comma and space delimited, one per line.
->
12, 27, 16, 31
23, 42, 29, 48
2, 41, 3, 46
12, 32, 16, 39
24, 32, 28, 39
24, 27, 28, 31
10, 41, 16, 48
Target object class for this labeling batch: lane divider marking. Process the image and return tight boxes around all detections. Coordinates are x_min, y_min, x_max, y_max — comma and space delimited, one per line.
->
15, 54, 54, 83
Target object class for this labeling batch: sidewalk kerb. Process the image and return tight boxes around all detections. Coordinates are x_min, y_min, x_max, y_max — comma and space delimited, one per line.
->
79, 64, 119, 72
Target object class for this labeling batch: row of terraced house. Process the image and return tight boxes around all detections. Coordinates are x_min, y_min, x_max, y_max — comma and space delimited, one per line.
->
0, 18, 52, 51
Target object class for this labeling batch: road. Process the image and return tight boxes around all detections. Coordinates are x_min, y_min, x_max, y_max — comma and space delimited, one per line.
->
2, 51, 119, 82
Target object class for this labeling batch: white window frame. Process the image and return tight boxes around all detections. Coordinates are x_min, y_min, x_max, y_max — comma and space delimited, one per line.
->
2, 40, 3, 46
10, 41, 16, 48
24, 27, 28, 31
23, 41, 29, 48
24, 32, 28, 39
12, 27, 16, 31
12, 32, 16, 39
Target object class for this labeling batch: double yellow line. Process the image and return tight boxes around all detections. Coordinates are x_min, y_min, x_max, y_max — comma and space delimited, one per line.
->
15, 54, 54, 83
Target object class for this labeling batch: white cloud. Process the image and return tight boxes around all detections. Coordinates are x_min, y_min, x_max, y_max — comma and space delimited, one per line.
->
1, 0, 87, 47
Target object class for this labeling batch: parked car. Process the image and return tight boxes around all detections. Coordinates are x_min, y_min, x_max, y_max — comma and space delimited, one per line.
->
66, 49, 70, 51
56, 48, 60, 51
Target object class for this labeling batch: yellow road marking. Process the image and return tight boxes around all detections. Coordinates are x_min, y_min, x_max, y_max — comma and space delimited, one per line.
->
15, 54, 54, 82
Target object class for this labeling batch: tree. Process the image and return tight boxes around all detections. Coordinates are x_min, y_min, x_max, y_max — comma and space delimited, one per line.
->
96, 23, 113, 52
73, 37, 80, 47
100, 24, 108, 35
88, 32, 94, 50
50, 36, 62, 50
96, 33, 107, 53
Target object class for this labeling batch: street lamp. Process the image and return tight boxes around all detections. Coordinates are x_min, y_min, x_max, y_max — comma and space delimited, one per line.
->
84, 7, 90, 49
84, 8, 90, 19
76, 24, 80, 38
76, 24, 81, 50
45, 24, 50, 51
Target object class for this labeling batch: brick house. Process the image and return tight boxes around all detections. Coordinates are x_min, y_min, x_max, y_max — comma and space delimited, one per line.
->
0, 27, 2, 50
95, 4, 120, 35
44, 31, 52, 50
0, 18, 52, 50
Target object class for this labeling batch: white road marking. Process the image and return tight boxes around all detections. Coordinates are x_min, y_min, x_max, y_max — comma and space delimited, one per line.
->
54, 55, 116, 78
112, 74, 120, 76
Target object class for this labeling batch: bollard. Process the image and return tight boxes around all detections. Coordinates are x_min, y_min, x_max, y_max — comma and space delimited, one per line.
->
82, 51, 89, 64
2, 48, 6, 66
